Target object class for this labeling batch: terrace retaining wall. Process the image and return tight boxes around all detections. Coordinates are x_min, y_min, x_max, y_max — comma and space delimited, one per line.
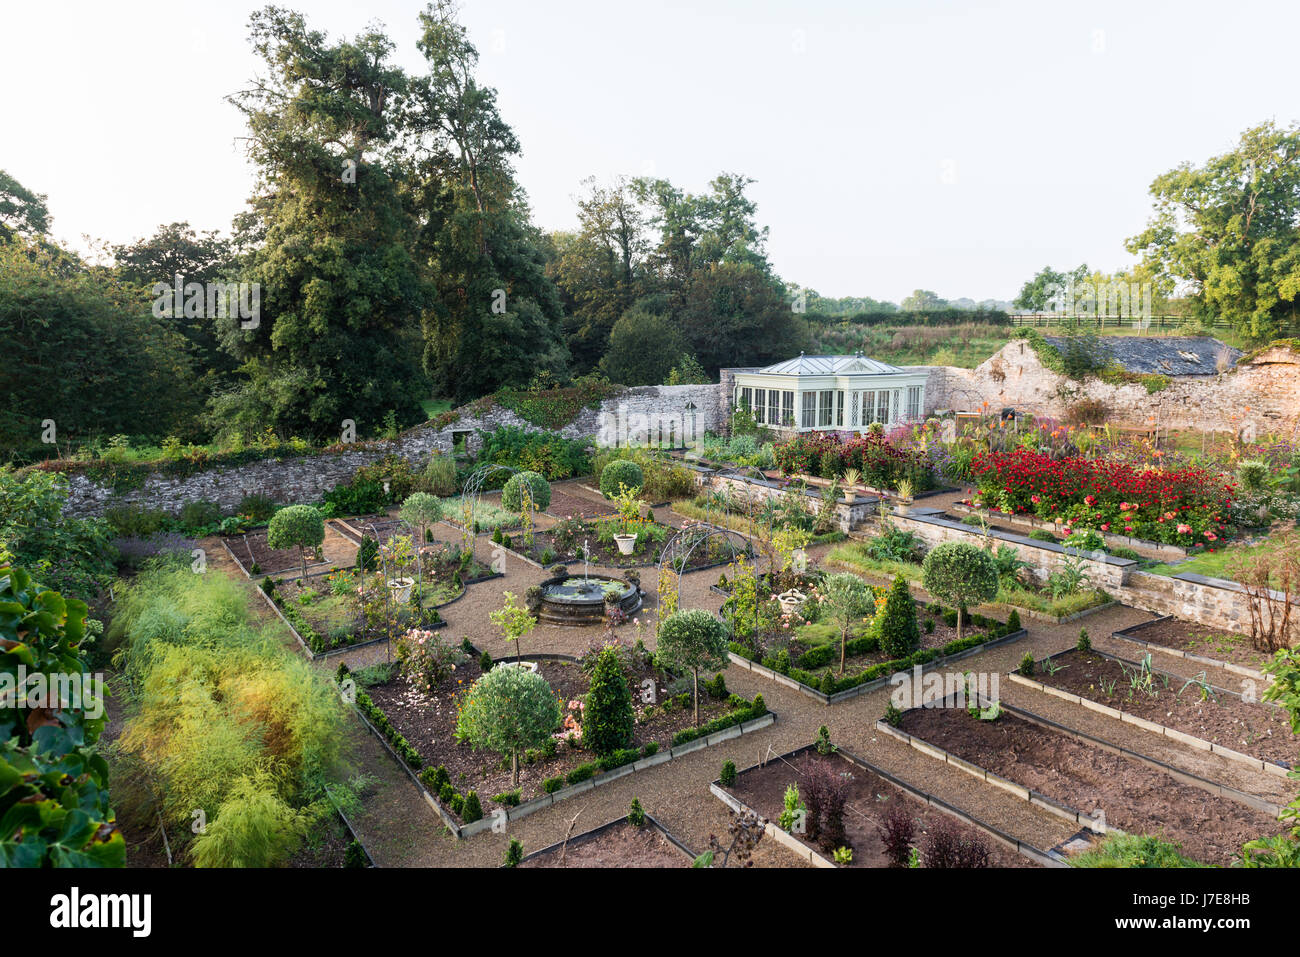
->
891, 509, 1281, 636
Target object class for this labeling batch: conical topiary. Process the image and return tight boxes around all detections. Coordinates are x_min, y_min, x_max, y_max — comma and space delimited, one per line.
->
878, 575, 921, 658
582, 647, 634, 756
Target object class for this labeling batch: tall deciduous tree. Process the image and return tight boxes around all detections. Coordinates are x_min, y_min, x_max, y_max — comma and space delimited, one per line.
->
1128, 121, 1300, 340
410, 0, 569, 401
219, 6, 431, 441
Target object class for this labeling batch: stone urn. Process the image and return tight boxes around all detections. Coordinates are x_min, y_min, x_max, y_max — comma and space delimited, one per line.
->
387, 577, 414, 604
776, 588, 808, 617
613, 533, 637, 555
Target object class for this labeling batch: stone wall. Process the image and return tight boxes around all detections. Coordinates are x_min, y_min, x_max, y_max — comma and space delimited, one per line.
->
893, 509, 1277, 636
890, 509, 1133, 591
55, 384, 728, 518
915, 342, 1300, 437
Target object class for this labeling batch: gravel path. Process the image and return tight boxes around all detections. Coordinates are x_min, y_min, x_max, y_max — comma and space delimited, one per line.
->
207, 483, 1293, 867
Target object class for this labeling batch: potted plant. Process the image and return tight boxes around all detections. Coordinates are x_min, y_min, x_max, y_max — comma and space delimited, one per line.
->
893, 478, 915, 514
841, 468, 861, 502
383, 534, 416, 604
612, 483, 644, 555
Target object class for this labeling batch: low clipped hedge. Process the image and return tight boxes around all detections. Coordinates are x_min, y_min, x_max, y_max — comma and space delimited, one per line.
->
671, 694, 767, 746
746, 608, 1017, 696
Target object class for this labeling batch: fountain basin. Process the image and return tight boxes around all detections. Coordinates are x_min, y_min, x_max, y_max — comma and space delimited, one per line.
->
537, 575, 641, 626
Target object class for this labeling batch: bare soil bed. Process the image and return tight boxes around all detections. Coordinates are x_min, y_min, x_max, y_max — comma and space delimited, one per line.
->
521, 820, 691, 868
224, 528, 333, 577
364, 655, 750, 819
1116, 618, 1274, 675
546, 487, 617, 520
1032, 649, 1296, 767
725, 750, 1030, 868
899, 705, 1285, 866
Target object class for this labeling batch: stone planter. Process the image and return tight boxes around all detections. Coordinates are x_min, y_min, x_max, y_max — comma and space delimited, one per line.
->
613, 534, 637, 555
498, 660, 539, 674
776, 588, 808, 617
387, 578, 414, 604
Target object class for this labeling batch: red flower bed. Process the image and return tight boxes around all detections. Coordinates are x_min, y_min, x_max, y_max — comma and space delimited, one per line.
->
970, 448, 1234, 547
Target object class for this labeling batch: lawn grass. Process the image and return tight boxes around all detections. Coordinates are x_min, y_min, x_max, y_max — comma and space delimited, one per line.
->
421, 398, 454, 419
1147, 534, 1282, 582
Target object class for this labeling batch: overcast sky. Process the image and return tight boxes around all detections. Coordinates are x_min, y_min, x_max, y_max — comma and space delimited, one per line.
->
7, 0, 1298, 302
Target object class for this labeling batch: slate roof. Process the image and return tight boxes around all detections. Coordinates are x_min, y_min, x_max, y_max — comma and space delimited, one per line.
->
1042, 336, 1240, 376
755, 353, 906, 376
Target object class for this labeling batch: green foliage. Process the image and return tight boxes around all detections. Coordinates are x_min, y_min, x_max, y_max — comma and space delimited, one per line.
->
501, 470, 551, 513
600, 307, 689, 385
583, 647, 634, 756
921, 542, 999, 631
188, 773, 308, 868
0, 237, 203, 461
719, 760, 737, 787
111, 559, 342, 865
819, 571, 874, 672
0, 564, 123, 867
599, 459, 645, 499
627, 797, 646, 828
503, 838, 524, 867
266, 504, 325, 580
1127, 120, 1300, 341
399, 492, 443, 540
0, 468, 116, 601
455, 665, 561, 783
1018, 652, 1036, 677
878, 575, 921, 658
424, 452, 459, 497
1072, 833, 1207, 868
476, 426, 592, 481
1076, 628, 1091, 651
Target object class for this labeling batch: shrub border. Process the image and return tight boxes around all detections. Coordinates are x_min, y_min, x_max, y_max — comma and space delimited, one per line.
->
726, 613, 1027, 705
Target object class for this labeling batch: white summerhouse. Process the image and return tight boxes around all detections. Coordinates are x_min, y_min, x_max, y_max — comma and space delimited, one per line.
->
731, 353, 927, 434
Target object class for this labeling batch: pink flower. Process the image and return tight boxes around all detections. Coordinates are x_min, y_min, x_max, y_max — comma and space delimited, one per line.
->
1177, 524, 1192, 535
1100, 523, 1110, 531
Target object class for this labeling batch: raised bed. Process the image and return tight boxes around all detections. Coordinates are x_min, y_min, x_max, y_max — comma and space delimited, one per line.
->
726, 595, 1026, 705
878, 695, 1286, 866
950, 501, 1189, 560
338, 655, 775, 840
712, 742, 1051, 867
1110, 616, 1274, 683
220, 530, 334, 580
1009, 647, 1294, 777
517, 814, 694, 868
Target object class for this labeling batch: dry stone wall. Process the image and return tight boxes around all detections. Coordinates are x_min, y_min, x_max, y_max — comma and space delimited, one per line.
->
55, 384, 726, 517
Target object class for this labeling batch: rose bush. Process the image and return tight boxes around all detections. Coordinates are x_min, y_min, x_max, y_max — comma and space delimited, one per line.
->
970, 448, 1234, 547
